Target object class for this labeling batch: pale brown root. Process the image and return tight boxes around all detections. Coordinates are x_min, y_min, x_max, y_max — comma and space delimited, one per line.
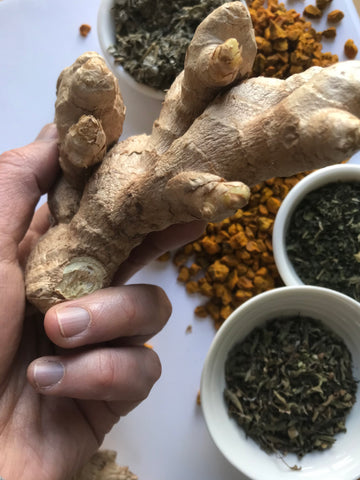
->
60, 115, 107, 187
151, 1, 256, 152
299, 109, 360, 159
49, 52, 126, 226
55, 52, 125, 145
209, 39, 243, 85
72, 450, 137, 480
48, 178, 83, 224
164, 172, 250, 221
25, 2, 360, 313
160, 61, 360, 186
63, 116, 107, 169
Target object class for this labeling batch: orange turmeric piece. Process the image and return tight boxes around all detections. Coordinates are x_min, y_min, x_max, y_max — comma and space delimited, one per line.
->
303, 5, 322, 19
207, 260, 229, 282
321, 27, 337, 39
316, 0, 333, 10
79, 24, 91, 37
327, 9, 344, 23
344, 39, 358, 59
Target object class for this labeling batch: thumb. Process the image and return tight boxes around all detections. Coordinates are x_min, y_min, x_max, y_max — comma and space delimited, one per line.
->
0, 124, 59, 260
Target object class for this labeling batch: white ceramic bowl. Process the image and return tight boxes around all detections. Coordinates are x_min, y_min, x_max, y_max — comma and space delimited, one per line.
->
97, 0, 165, 101
273, 163, 360, 287
200, 285, 360, 480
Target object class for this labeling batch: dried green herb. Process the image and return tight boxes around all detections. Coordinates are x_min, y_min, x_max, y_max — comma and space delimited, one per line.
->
224, 316, 357, 458
109, 0, 230, 90
286, 181, 360, 301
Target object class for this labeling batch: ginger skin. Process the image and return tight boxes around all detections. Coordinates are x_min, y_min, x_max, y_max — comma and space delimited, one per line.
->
25, 2, 360, 313
72, 450, 137, 480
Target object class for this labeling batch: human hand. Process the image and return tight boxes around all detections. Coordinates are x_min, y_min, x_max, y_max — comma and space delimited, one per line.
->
0, 125, 205, 480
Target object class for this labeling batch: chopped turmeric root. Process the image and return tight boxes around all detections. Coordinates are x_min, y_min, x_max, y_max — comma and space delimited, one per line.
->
248, 0, 338, 78
344, 39, 358, 59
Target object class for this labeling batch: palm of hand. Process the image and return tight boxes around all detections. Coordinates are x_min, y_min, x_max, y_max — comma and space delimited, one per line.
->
0, 311, 101, 479
0, 208, 111, 479
0, 127, 203, 480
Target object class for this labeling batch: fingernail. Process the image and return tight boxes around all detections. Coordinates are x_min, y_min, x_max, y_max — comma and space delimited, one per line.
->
36, 123, 58, 141
56, 307, 91, 338
33, 360, 64, 388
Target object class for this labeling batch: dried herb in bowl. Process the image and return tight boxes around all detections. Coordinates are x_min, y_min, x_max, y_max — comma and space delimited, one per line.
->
286, 181, 360, 301
224, 316, 357, 458
109, 0, 231, 91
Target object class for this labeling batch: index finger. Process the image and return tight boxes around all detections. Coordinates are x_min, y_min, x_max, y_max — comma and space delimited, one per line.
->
113, 221, 206, 284
44, 284, 172, 349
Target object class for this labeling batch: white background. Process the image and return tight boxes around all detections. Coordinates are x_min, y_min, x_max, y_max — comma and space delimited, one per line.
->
0, 1, 360, 479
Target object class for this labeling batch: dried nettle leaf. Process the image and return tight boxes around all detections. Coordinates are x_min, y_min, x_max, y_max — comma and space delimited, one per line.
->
286, 181, 360, 301
224, 316, 357, 458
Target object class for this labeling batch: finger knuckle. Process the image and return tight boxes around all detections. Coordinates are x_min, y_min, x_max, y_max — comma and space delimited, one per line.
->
95, 349, 119, 392
146, 285, 172, 330
118, 291, 138, 333
94, 348, 161, 403
155, 285, 172, 320
145, 348, 162, 385
124, 349, 161, 402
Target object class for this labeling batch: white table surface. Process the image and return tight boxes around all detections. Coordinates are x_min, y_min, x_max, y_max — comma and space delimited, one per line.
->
1, 1, 360, 479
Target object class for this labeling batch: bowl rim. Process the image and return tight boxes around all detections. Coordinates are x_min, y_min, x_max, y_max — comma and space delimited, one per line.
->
97, 0, 166, 101
200, 284, 360, 480
273, 163, 360, 287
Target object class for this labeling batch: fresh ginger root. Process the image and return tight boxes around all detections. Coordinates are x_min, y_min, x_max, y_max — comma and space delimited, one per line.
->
72, 450, 137, 480
25, 2, 360, 313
